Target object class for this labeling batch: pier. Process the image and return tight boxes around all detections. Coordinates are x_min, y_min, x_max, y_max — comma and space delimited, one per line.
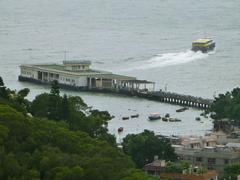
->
135, 91, 213, 109
19, 76, 213, 109
18, 61, 213, 110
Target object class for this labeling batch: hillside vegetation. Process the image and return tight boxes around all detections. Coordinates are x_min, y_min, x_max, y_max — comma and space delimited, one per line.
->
0, 77, 156, 180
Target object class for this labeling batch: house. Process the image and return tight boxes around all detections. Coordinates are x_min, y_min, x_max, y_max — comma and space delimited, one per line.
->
172, 136, 240, 177
143, 157, 218, 180
160, 170, 218, 180
143, 158, 166, 175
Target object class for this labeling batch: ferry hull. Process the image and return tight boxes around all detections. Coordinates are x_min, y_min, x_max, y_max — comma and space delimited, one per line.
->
192, 42, 215, 53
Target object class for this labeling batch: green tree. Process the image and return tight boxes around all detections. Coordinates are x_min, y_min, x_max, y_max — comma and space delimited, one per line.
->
48, 80, 62, 120
61, 94, 69, 120
2, 153, 21, 179
50, 80, 60, 96
0, 76, 4, 86
0, 124, 9, 145
122, 130, 177, 168
18, 88, 30, 98
0, 84, 154, 180
0, 76, 8, 99
223, 164, 240, 180
209, 87, 240, 127
31, 93, 50, 117
165, 161, 190, 173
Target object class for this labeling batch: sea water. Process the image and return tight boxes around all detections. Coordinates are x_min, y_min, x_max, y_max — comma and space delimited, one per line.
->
1, 0, 239, 137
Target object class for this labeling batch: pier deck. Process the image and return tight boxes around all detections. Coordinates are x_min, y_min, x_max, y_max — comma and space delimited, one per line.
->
19, 76, 213, 109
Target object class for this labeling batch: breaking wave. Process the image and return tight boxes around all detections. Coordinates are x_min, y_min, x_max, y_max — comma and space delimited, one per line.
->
122, 50, 211, 72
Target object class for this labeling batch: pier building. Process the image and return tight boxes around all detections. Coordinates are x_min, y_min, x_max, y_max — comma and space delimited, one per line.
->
19, 60, 155, 91
18, 60, 213, 109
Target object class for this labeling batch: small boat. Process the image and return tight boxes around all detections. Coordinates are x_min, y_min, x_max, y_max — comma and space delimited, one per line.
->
122, 117, 129, 120
191, 38, 215, 53
174, 118, 181, 122
118, 127, 123, 133
131, 114, 139, 118
148, 113, 161, 120
165, 113, 170, 118
162, 117, 168, 122
176, 107, 189, 113
169, 118, 181, 122
195, 117, 201, 121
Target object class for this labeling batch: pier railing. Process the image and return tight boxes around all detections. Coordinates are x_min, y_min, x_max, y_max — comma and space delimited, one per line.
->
135, 90, 213, 109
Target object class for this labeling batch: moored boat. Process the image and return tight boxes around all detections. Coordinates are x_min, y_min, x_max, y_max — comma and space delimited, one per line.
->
122, 116, 129, 120
195, 117, 201, 121
165, 113, 170, 118
131, 114, 139, 118
169, 118, 181, 122
191, 38, 215, 53
162, 117, 168, 122
148, 113, 161, 120
176, 107, 189, 113
118, 127, 123, 133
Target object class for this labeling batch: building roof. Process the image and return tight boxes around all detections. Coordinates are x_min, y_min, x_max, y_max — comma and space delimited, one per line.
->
63, 60, 91, 65
20, 63, 136, 81
144, 160, 166, 171
192, 38, 212, 44
34, 64, 102, 73
87, 73, 136, 81
122, 79, 155, 84
226, 143, 240, 148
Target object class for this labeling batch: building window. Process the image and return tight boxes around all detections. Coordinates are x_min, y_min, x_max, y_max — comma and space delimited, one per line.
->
196, 157, 202, 162
208, 158, 216, 165
224, 159, 229, 165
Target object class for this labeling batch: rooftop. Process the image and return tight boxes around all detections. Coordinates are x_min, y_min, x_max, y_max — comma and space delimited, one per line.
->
63, 60, 91, 65
20, 63, 137, 81
192, 38, 213, 44
226, 142, 240, 148
34, 64, 102, 73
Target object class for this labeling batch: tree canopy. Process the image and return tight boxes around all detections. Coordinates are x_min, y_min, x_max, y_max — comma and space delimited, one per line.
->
0, 78, 157, 180
208, 87, 240, 126
223, 164, 240, 180
122, 130, 177, 168
0, 104, 142, 180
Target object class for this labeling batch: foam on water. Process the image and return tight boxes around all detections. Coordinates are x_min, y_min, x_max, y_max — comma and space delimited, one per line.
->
122, 50, 210, 72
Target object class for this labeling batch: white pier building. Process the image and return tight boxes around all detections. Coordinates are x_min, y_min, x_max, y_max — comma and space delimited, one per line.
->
19, 60, 155, 91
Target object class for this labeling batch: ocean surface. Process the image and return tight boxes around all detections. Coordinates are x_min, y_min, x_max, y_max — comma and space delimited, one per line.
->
1, 0, 239, 138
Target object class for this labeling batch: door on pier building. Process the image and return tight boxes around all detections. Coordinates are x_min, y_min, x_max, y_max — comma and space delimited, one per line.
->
87, 77, 96, 89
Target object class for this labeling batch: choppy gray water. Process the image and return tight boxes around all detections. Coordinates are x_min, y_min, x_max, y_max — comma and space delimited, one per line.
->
1, 0, 239, 137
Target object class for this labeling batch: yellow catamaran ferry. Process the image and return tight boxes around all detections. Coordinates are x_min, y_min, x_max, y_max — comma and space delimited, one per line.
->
191, 38, 215, 53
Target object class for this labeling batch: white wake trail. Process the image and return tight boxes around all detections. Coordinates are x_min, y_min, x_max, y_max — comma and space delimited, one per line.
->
122, 50, 210, 72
